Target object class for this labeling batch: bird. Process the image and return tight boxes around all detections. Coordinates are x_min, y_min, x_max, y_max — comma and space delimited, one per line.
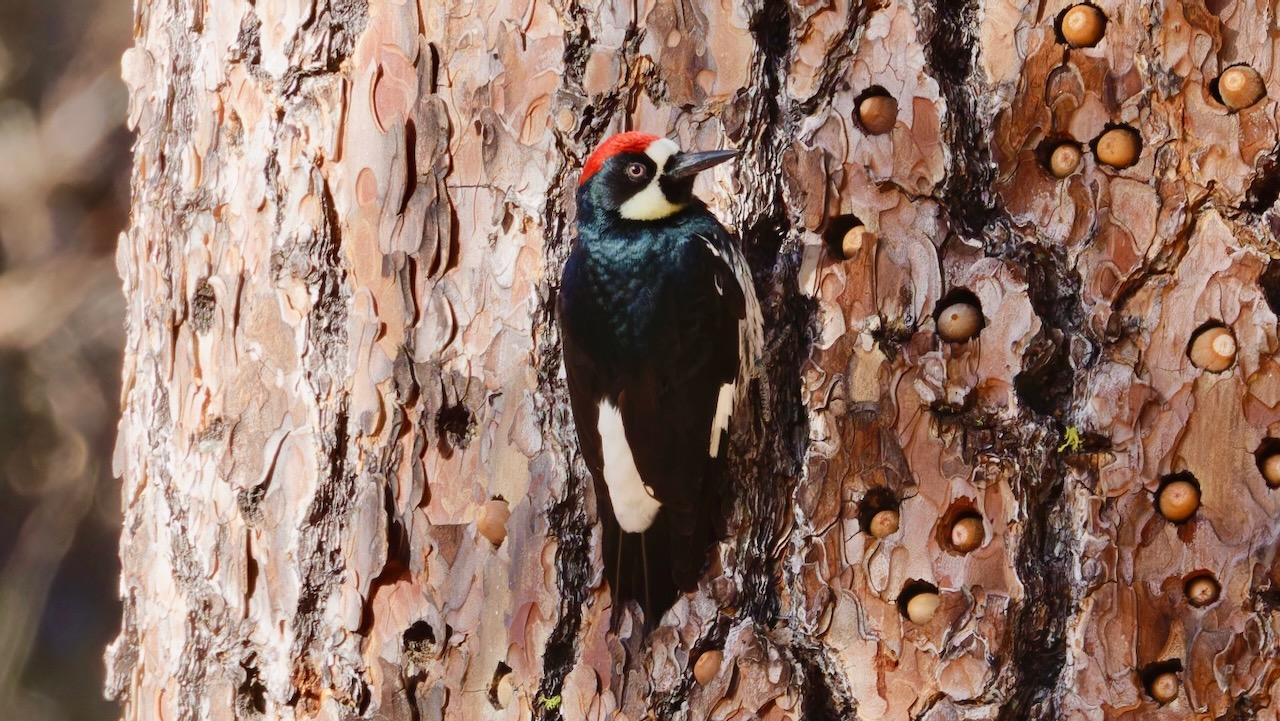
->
557, 131, 764, 627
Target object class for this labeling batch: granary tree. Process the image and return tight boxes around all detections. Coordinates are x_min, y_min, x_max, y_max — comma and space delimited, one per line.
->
110, 0, 1280, 718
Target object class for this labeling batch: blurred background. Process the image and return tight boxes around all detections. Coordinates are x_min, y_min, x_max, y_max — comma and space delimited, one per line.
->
0, 0, 131, 719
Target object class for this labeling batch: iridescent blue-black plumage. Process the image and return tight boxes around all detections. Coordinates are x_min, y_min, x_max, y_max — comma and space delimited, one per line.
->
558, 133, 762, 626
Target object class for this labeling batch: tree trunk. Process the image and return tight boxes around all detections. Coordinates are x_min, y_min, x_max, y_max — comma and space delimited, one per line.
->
109, 0, 1280, 719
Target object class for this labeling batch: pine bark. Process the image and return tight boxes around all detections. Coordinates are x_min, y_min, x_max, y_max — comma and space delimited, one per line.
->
110, 0, 1280, 719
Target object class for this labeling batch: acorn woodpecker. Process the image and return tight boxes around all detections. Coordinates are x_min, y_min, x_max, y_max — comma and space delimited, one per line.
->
558, 132, 763, 625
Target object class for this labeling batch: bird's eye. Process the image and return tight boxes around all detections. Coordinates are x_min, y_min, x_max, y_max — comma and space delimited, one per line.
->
626, 162, 647, 179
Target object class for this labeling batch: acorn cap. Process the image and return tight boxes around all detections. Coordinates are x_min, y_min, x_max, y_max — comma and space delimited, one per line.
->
1219, 65, 1266, 111
937, 302, 982, 342
1061, 4, 1106, 48
1157, 480, 1200, 522
859, 95, 899, 135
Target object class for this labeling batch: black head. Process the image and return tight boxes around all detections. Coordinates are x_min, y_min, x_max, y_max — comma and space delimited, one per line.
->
578, 132, 738, 221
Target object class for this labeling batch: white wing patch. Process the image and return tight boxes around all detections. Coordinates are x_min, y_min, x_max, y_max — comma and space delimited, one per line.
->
709, 382, 736, 458
703, 231, 764, 417
597, 399, 662, 532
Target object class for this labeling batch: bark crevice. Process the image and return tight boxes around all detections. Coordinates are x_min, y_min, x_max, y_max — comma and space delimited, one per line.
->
919, 0, 996, 239
531, 3, 606, 718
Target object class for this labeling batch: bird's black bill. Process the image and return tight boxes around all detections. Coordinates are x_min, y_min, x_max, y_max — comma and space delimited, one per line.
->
664, 149, 739, 178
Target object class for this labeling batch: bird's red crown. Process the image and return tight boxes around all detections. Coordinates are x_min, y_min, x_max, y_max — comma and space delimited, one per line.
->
579, 132, 662, 186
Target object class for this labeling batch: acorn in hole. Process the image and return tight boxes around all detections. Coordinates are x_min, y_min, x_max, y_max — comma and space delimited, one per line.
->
1157, 479, 1200, 523
869, 509, 900, 539
937, 302, 982, 342
1218, 65, 1266, 111
859, 95, 899, 135
494, 671, 514, 708
1060, 4, 1106, 48
1049, 142, 1083, 178
949, 516, 985, 553
1262, 452, 1280, 488
841, 225, 875, 261
1188, 325, 1236, 372
906, 591, 940, 624
1149, 671, 1180, 704
1095, 127, 1140, 168
1184, 574, 1220, 607
694, 650, 723, 684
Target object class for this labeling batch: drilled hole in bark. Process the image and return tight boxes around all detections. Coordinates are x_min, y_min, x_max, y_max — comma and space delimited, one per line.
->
1186, 321, 1236, 372
853, 86, 898, 135
822, 214, 866, 260
857, 487, 900, 538
1054, 3, 1107, 48
489, 662, 513, 709
190, 279, 216, 334
1155, 472, 1201, 524
1254, 438, 1280, 488
937, 499, 984, 555
1183, 571, 1222, 607
403, 620, 439, 664
1138, 659, 1183, 704
933, 288, 984, 343
437, 401, 475, 451
1037, 137, 1084, 178
897, 580, 940, 624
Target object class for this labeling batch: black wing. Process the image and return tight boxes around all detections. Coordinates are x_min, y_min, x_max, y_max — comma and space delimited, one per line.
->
560, 220, 748, 624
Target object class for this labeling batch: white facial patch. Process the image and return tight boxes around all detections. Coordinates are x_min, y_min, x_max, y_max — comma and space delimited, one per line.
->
643, 137, 681, 168
619, 138, 686, 221
597, 399, 662, 532
709, 382, 736, 458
